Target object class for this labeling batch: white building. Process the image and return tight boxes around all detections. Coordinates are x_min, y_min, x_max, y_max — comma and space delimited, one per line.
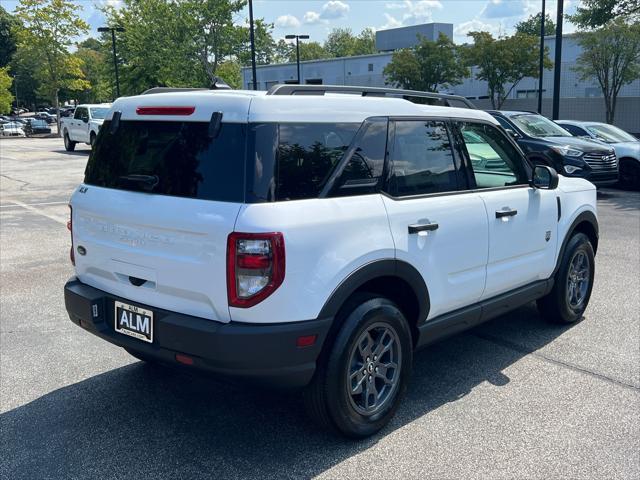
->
241, 23, 640, 133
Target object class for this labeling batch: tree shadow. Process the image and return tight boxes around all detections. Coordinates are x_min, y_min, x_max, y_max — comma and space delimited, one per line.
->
1, 303, 575, 479
597, 189, 640, 212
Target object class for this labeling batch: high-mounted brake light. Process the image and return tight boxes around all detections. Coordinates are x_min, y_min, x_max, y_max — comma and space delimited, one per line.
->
227, 232, 285, 308
135, 106, 195, 116
68, 205, 74, 266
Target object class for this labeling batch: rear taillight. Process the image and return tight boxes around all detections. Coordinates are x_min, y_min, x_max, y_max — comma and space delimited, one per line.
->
68, 205, 74, 265
227, 232, 285, 308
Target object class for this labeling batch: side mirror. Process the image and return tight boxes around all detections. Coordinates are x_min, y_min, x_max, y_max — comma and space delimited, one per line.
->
82, 117, 89, 123
531, 165, 559, 190
506, 129, 521, 140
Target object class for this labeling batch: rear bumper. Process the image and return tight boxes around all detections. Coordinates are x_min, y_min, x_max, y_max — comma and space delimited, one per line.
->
64, 278, 332, 389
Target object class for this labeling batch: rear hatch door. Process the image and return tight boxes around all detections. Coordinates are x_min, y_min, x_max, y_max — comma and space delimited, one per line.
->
70, 95, 250, 322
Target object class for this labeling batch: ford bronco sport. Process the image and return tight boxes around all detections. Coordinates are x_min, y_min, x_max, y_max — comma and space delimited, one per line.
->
64, 85, 598, 438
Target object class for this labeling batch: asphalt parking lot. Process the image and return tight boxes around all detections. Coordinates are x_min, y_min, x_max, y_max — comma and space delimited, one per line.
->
1, 136, 639, 479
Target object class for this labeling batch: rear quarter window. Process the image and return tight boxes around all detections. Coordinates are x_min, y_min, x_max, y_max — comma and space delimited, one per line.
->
84, 121, 246, 202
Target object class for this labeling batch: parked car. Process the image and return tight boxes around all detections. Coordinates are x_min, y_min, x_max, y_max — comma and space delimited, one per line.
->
35, 112, 56, 124
65, 85, 599, 438
0, 122, 26, 137
23, 118, 52, 135
60, 103, 111, 150
60, 108, 75, 117
488, 110, 618, 187
556, 120, 640, 189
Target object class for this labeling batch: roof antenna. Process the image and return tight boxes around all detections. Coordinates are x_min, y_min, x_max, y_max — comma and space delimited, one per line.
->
210, 77, 232, 90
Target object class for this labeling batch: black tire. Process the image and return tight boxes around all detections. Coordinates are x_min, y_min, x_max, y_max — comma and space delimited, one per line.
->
64, 131, 76, 151
619, 159, 640, 191
89, 132, 96, 148
303, 294, 413, 438
537, 232, 595, 324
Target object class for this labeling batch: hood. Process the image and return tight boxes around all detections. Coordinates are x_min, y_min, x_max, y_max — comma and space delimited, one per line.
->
91, 118, 104, 125
543, 136, 613, 154
612, 141, 640, 159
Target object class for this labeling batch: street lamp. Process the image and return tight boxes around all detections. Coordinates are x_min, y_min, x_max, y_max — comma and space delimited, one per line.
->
537, 0, 546, 114
98, 26, 125, 99
285, 34, 310, 84
248, 0, 258, 90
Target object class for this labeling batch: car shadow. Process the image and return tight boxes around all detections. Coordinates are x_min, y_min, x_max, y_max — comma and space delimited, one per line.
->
1, 303, 575, 479
52, 149, 90, 156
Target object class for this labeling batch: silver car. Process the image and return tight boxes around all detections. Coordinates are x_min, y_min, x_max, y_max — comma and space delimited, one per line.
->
556, 120, 639, 189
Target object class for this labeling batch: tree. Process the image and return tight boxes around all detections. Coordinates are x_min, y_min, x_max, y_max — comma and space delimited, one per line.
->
570, 0, 639, 29
74, 46, 110, 103
216, 60, 241, 88
574, 19, 640, 123
515, 13, 556, 37
324, 27, 377, 58
288, 41, 329, 62
14, 0, 89, 134
0, 66, 13, 113
465, 31, 552, 108
384, 33, 468, 92
0, 6, 20, 67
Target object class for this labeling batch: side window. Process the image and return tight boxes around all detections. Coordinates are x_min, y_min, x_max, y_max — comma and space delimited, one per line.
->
387, 120, 459, 197
561, 124, 587, 136
74, 108, 87, 121
331, 119, 387, 196
276, 123, 359, 200
494, 116, 513, 131
459, 122, 528, 189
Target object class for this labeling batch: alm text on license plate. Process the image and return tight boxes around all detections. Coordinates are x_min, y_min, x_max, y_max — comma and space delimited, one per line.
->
114, 301, 154, 343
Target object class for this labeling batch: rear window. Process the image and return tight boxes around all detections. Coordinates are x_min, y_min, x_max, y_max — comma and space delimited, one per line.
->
84, 121, 246, 202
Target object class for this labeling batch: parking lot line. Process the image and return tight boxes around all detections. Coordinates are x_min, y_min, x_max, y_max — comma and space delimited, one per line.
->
3, 199, 67, 225
0, 201, 69, 209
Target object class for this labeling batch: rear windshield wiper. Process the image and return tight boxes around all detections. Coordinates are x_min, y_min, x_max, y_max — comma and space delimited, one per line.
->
117, 174, 159, 191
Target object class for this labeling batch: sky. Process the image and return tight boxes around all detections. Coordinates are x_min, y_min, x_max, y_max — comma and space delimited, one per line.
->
4, 0, 580, 45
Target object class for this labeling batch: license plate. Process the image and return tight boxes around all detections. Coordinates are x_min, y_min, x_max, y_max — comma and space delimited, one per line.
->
114, 301, 153, 343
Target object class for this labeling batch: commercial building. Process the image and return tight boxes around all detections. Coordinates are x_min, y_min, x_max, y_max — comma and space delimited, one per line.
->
241, 23, 640, 133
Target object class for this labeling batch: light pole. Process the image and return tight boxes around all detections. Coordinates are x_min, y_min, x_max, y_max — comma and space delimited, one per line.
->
285, 34, 310, 84
98, 26, 125, 99
552, 0, 564, 120
248, 0, 258, 90
537, 2, 545, 114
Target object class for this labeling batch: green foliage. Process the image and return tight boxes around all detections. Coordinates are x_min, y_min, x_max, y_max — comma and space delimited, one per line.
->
324, 27, 377, 58
570, 0, 639, 29
384, 33, 468, 92
574, 19, 640, 123
464, 31, 552, 108
14, 0, 89, 116
0, 66, 13, 113
289, 41, 329, 62
216, 60, 241, 89
74, 47, 110, 103
0, 6, 20, 67
515, 13, 556, 37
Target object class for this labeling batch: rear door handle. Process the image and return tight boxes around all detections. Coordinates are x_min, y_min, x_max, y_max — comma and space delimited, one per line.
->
495, 208, 518, 218
408, 223, 439, 234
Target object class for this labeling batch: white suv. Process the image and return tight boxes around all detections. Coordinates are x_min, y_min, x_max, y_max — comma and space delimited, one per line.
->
64, 85, 598, 438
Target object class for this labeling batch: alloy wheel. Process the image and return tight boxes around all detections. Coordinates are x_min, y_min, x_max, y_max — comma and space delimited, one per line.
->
346, 322, 402, 416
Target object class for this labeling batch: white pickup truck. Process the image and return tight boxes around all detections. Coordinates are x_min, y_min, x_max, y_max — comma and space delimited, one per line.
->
61, 104, 111, 151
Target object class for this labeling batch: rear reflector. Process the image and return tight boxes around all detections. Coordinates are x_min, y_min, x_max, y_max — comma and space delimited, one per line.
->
175, 354, 194, 365
136, 106, 195, 116
296, 335, 317, 348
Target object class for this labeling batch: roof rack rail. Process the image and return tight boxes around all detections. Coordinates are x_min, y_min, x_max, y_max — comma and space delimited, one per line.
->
266, 84, 476, 109
142, 78, 231, 95
142, 87, 208, 95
